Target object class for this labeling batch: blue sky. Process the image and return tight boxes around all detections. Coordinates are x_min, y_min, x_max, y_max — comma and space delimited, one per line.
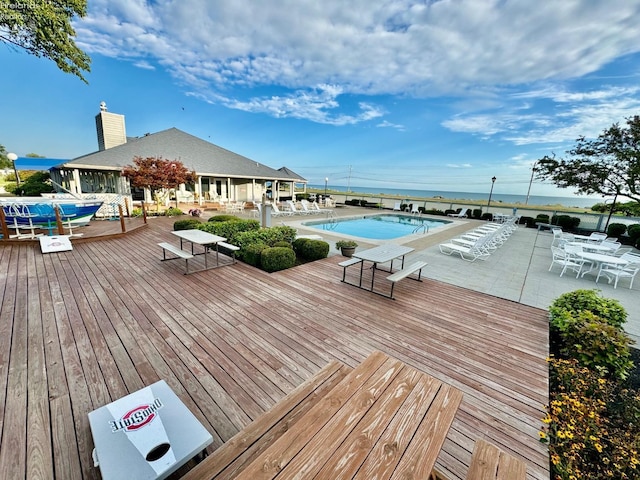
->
2, 0, 640, 199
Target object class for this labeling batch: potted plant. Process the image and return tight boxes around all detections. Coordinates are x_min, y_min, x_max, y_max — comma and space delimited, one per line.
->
336, 240, 358, 257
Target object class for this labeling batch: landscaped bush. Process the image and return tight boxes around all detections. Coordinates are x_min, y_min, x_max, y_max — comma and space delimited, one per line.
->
541, 358, 640, 480
295, 239, 329, 261
444, 209, 456, 216
208, 215, 241, 222
199, 219, 261, 244
359, 199, 368, 207
240, 242, 268, 267
472, 209, 483, 219
260, 247, 296, 272
549, 289, 627, 331
173, 218, 202, 230
558, 311, 634, 380
273, 240, 292, 249
292, 238, 310, 253
520, 216, 536, 227
164, 207, 183, 216
606, 223, 627, 238
552, 214, 580, 230
627, 224, 640, 244
536, 214, 550, 224
423, 208, 445, 216
481, 213, 493, 221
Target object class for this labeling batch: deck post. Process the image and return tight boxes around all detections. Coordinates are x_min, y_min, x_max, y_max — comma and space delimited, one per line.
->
0, 208, 9, 240
119, 205, 126, 233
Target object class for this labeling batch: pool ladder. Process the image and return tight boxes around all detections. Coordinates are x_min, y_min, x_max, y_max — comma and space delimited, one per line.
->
412, 224, 429, 234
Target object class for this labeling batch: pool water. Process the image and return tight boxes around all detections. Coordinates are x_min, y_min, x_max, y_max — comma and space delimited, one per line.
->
302, 214, 451, 240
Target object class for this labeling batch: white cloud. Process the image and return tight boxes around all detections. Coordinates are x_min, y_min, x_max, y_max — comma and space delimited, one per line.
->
75, 0, 640, 126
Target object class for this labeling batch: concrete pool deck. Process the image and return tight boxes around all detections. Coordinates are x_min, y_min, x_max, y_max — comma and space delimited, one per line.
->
282, 207, 640, 345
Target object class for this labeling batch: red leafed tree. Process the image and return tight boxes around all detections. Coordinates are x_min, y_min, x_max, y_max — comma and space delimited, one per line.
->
122, 156, 196, 210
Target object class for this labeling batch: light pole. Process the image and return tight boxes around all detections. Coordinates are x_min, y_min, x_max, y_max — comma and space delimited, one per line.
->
487, 176, 496, 211
7, 152, 20, 186
324, 177, 328, 199
525, 161, 538, 205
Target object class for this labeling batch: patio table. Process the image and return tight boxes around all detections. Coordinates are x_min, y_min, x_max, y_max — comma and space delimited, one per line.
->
351, 244, 414, 293
577, 251, 628, 279
171, 229, 227, 271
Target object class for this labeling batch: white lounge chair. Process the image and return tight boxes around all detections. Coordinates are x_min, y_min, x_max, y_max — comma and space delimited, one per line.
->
393, 201, 402, 211
447, 208, 468, 218
300, 199, 320, 214
286, 200, 308, 215
271, 203, 293, 216
439, 236, 491, 262
410, 204, 420, 215
311, 202, 333, 214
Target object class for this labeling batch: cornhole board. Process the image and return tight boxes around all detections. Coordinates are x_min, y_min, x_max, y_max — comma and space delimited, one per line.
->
39, 235, 73, 253
88, 380, 213, 480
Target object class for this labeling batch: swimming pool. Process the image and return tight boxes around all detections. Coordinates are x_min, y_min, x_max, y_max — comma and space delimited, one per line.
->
302, 214, 451, 240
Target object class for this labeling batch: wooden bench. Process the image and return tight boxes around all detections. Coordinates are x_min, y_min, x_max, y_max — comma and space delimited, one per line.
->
181, 360, 352, 480
386, 260, 428, 299
339, 257, 363, 282
184, 350, 463, 480
465, 439, 527, 479
158, 242, 194, 274
216, 241, 240, 263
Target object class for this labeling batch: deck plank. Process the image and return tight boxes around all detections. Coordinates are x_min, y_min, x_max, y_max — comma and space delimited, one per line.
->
0, 216, 549, 480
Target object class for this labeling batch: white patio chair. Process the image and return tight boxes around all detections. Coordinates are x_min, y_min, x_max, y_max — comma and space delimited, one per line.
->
393, 201, 402, 211
549, 245, 588, 278
596, 252, 640, 289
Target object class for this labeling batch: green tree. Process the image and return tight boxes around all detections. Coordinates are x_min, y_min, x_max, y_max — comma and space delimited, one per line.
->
536, 116, 640, 204
122, 156, 197, 210
0, 1, 91, 82
9, 171, 55, 196
0, 144, 10, 169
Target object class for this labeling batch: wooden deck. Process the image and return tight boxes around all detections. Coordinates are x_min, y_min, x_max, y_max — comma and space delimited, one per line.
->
0, 216, 549, 480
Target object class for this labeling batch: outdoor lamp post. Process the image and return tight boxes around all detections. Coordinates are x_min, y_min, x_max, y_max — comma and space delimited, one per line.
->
7, 152, 20, 186
525, 161, 538, 205
324, 177, 328, 198
487, 176, 496, 210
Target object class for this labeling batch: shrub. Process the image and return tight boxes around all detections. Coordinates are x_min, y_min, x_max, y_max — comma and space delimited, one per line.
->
359, 199, 368, 207
481, 213, 493, 221
424, 208, 445, 216
297, 239, 329, 261
131, 208, 144, 217
606, 223, 627, 238
552, 214, 580, 230
519, 216, 536, 227
541, 358, 640, 479
472, 209, 483, 219
200, 219, 261, 244
549, 289, 627, 331
336, 240, 358, 249
400, 203, 408, 211
164, 207, 183, 217
536, 214, 550, 224
292, 238, 310, 254
208, 215, 241, 222
627, 223, 640, 241
260, 247, 296, 272
559, 311, 634, 380
173, 218, 202, 230
444, 209, 456, 216
273, 241, 292, 248
240, 242, 268, 266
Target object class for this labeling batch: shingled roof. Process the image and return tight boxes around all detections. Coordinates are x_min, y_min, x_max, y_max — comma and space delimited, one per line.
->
61, 128, 306, 182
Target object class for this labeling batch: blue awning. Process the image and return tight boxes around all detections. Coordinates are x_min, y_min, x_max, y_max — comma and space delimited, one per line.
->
14, 157, 67, 171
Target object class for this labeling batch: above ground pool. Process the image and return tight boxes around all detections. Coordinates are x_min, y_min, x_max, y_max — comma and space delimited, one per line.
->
302, 214, 451, 240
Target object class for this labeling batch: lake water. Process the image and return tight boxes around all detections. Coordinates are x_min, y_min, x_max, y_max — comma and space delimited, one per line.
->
308, 184, 602, 209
